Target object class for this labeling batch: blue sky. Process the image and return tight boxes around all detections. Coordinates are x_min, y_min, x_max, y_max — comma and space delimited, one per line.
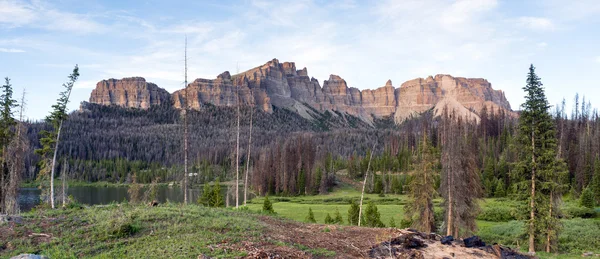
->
1, 0, 599, 120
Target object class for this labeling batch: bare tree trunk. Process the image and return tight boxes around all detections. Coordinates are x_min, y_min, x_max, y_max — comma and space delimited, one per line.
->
183, 37, 189, 204
62, 160, 67, 207
244, 96, 253, 206
447, 167, 453, 236
529, 129, 536, 254
49, 121, 64, 209
358, 143, 376, 226
235, 70, 241, 209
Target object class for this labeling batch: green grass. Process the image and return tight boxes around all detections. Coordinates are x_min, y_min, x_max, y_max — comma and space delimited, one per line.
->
3, 203, 263, 258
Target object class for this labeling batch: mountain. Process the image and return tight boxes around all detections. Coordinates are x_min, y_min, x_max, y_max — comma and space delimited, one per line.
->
89, 58, 513, 123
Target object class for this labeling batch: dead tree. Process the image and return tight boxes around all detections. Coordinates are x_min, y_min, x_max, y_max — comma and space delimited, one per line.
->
183, 37, 189, 204
358, 143, 376, 226
244, 90, 254, 205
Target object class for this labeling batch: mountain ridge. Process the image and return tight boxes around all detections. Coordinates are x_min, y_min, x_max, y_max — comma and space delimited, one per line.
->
89, 58, 514, 123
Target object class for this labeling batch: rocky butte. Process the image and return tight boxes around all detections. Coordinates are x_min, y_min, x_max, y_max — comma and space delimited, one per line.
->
89, 58, 513, 124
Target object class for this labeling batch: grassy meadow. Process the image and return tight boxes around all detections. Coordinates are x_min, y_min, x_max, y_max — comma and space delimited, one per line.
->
5, 182, 598, 259
245, 184, 600, 259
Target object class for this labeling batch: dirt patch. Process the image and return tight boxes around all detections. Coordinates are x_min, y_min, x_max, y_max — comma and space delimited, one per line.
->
246, 216, 406, 258
244, 217, 534, 259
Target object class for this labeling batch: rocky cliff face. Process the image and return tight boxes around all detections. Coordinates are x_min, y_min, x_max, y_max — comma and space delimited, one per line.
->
88, 59, 513, 124
89, 77, 171, 109
394, 74, 512, 122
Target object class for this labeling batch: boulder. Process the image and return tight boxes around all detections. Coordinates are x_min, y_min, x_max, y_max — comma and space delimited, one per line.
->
463, 236, 485, 248
441, 235, 454, 245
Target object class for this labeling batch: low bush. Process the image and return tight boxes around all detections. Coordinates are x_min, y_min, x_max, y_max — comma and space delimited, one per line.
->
477, 220, 525, 247
477, 206, 516, 222
559, 218, 600, 253
562, 204, 597, 219
104, 211, 140, 239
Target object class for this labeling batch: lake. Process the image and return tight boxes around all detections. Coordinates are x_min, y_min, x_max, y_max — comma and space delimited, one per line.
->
18, 185, 202, 211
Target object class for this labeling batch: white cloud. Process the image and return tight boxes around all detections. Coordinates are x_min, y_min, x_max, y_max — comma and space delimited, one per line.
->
0, 1, 105, 33
517, 17, 554, 30
0, 1, 36, 27
596, 56, 600, 63
537, 42, 548, 48
0, 48, 25, 53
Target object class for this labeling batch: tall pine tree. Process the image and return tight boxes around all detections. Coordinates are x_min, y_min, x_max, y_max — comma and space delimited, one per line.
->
404, 133, 438, 233
0, 77, 18, 214
512, 64, 567, 254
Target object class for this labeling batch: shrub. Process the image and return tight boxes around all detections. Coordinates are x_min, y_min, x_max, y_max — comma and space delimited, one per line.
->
104, 211, 139, 239
306, 207, 316, 223
127, 174, 142, 204
558, 218, 600, 253
477, 220, 525, 247
64, 195, 83, 209
399, 218, 412, 228
144, 177, 160, 202
563, 203, 596, 219
477, 206, 516, 222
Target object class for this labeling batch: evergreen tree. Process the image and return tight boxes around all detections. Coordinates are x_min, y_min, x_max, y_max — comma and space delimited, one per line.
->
34, 65, 79, 209
512, 64, 567, 253
298, 168, 306, 195
404, 134, 438, 233
592, 159, 600, 204
348, 200, 360, 225
324, 213, 334, 224
495, 179, 506, 198
333, 207, 344, 224
0, 77, 18, 214
391, 176, 403, 194
212, 178, 224, 207
579, 187, 595, 208
306, 207, 316, 223
199, 182, 212, 206
389, 217, 396, 228
364, 201, 385, 228
262, 196, 275, 214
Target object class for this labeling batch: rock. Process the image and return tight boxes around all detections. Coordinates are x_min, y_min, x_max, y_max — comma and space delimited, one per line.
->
463, 236, 485, 248
582, 252, 594, 257
87, 59, 514, 124
148, 200, 159, 207
394, 74, 513, 123
441, 235, 454, 245
1, 215, 23, 225
369, 230, 533, 259
89, 77, 171, 109
10, 254, 49, 259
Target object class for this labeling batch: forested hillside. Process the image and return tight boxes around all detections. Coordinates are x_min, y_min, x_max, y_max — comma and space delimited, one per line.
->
22, 94, 600, 201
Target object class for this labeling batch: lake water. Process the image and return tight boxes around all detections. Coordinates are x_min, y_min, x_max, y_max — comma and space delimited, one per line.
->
18, 185, 202, 211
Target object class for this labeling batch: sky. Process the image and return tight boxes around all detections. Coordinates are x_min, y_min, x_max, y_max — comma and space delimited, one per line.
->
1, 0, 599, 120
